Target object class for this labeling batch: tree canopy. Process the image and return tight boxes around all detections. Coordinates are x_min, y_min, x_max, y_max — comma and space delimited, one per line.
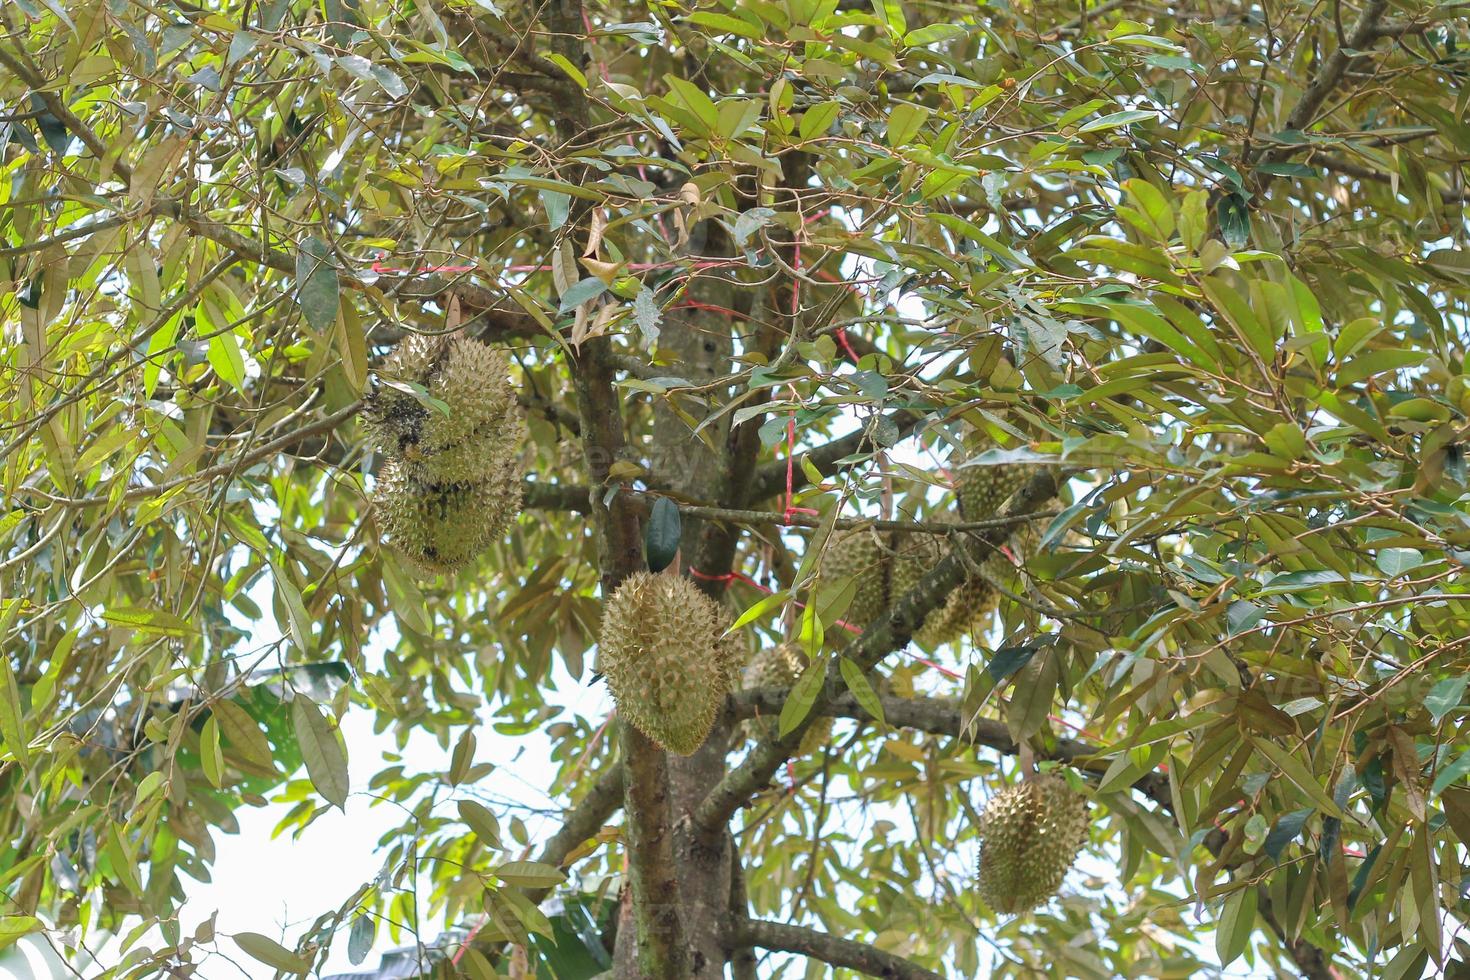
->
3, 0, 1470, 977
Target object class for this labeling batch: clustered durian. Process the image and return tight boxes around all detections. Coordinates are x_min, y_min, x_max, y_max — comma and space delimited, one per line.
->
975, 774, 1089, 914
889, 520, 1003, 647
597, 572, 744, 755
363, 334, 526, 575
739, 642, 832, 754
821, 470, 1028, 648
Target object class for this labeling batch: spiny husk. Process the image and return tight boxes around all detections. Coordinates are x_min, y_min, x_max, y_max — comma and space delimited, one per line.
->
364, 333, 527, 576
373, 458, 521, 576
976, 774, 1089, 914
890, 520, 1001, 647
739, 642, 833, 754
823, 528, 891, 630
953, 462, 1034, 523
598, 572, 741, 755
362, 334, 526, 485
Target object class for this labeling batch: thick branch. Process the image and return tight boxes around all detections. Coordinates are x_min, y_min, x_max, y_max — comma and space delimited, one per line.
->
523, 761, 625, 906
525, 487, 1056, 534
731, 689, 1171, 808
747, 409, 927, 503
736, 919, 941, 980
1258, 0, 1390, 164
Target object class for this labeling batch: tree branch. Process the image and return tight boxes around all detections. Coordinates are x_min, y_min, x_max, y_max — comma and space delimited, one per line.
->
524, 487, 1059, 534
1258, 0, 1391, 165
523, 761, 626, 906
736, 919, 942, 980
747, 408, 927, 503
727, 834, 759, 980
730, 689, 1172, 807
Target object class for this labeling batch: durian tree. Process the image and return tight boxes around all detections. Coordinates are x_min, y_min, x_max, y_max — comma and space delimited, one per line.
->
3, 0, 1470, 976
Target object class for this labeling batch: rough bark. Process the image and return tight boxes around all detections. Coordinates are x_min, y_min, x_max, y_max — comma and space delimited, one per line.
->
644, 218, 739, 979
736, 919, 943, 980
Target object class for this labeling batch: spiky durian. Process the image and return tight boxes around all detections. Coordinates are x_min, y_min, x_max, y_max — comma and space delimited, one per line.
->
598, 572, 737, 755
740, 642, 832, 754
373, 458, 520, 576
362, 333, 526, 486
822, 528, 891, 630
976, 774, 1089, 914
890, 523, 1001, 647
953, 462, 1033, 522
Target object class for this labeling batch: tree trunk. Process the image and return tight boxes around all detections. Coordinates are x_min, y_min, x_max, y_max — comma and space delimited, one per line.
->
611, 222, 740, 977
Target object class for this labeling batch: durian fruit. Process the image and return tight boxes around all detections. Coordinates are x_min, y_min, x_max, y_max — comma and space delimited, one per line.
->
890, 525, 1000, 647
821, 528, 892, 630
598, 572, 741, 755
975, 774, 1089, 914
740, 642, 833, 754
364, 332, 527, 576
953, 462, 1034, 523
362, 333, 526, 485
373, 459, 520, 576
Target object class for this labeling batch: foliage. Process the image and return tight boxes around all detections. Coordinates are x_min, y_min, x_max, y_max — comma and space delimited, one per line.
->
2, 0, 1470, 977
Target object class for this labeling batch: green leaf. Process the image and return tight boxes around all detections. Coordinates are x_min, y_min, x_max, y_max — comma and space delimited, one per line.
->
1263, 808, 1313, 860
644, 497, 682, 573
798, 102, 840, 141
292, 696, 349, 809
234, 932, 311, 975
0, 916, 42, 952
727, 590, 789, 632
986, 645, 1037, 681
100, 607, 197, 637
1425, 677, 1468, 725
1249, 737, 1347, 818
200, 715, 224, 789
212, 699, 277, 774
449, 729, 476, 786
778, 656, 827, 738
347, 915, 375, 966
839, 657, 885, 726
207, 332, 246, 392
1214, 886, 1257, 966
270, 557, 313, 655
0, 659, 29, 768
557, 277, 608, 314
1216, 192, 1251, 248
1119, 178, 1175, 241
886, 102, 931, 148
295, 235, 340, 332
334, 303, 368, 392
686, 11, 761, 40
1336, 349, 1428, 387
1077, 109, 1156, 133
544, 52, 587, 87
1006, 648, 1058, 742
794, 502, 841, 588
1376, 548, 1424, 577
497, 884, 556, 937
541, 189, 570, 231
459, 799, 502, 848
493, 860, 567, 889
1431, 751, 1470, 797
664, 75, 719, 134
